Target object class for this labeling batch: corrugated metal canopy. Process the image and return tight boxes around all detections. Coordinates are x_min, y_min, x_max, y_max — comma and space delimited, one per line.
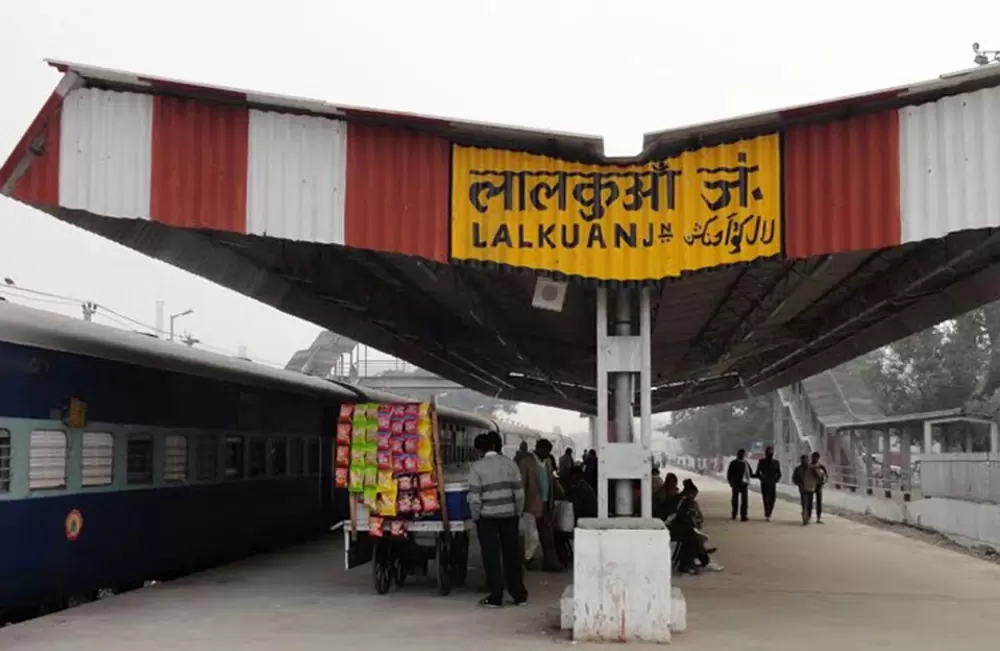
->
8, 61, 1000, 412
49, 206, 1000, 412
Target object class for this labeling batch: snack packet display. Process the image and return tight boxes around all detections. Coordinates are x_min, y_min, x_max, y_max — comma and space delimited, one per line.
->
363, 486, 378, 510
348, 465, 364, 493
390, 437, 405, 455
418, 472, 436, 490
390, 419, 404, 435
404, 403, 419, 417
334, 467, 348, 488
336, 423, 352, 445
377, 470, 395, 493
376, 450, 392, 470
403, 436, 419, 455
350, 444, 366, 465
420, 489, 440, 513
369, 516, 384, 537
396, 493, 413, 515
417, 417, 431, 436
410, 495, 423, 515
389, 519, 407, 537
377, 492, 397, 517
377, 413, 391, 431
402, 455, 418, 474
364, 440, 378, 465
392, 456, 407, 476
418, 402, 431, 418
363, 463, 378, 487
375, 432, 391, 451
339, 404, 354, 422
397, 475, 415, 492
335, 445, 350, 467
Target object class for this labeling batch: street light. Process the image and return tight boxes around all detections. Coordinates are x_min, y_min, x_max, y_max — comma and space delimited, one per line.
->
169, 309, 194, 341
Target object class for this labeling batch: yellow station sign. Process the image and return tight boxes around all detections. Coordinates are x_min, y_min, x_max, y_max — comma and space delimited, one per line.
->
449, 135, 782, 281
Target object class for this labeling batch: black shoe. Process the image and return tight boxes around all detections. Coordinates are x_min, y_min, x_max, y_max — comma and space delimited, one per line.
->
512, 597, 528, 606
741, 517, 749, 522
478, 597, 503, 608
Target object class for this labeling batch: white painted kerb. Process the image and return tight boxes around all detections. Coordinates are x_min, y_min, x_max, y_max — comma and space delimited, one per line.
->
572, 518, 672, 643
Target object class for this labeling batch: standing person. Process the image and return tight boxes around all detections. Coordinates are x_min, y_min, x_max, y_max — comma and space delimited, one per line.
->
558, 447, 575, 492
754, 446, 782, 522
583, 449, 598, 490
518, 439, 563, 571
792, 454, 818, 526
468, 433, 528, 608
726, 449, 753, 521
810, 452, 829, 524
513, 441, 530, 464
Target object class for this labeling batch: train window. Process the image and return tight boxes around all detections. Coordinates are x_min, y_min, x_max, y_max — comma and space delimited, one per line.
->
81, 432, 114, 486
307, 438, 320, 475
248, 437, 268, 478
126, 436, 154, 485
195, 435, 219, 481
288, 438, 304, 476
224, 436, 244, 480
269, 438, 287, 477
0, 428, 10, 492
164, 435, 188, 482
29, 430, 68, 490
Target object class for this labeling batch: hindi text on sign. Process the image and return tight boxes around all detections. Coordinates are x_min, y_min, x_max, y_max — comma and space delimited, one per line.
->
450, 136, 782, 281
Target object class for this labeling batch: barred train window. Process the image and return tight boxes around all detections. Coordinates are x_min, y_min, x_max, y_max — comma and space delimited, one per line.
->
0, 429, 11, 492
127, 435, 154, 485
195, 435, 219, 481
164, 435, 188, 482
269, 438, 287, 477
288, 438, 304, 476
248, 437, 268, 478
81, 432, 114, 486
30, 430, 67, 490
224, 436, 244, 479
307, 439, 320, 475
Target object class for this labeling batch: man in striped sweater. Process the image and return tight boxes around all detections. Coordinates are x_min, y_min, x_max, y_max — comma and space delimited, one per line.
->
468, 433, 528, 608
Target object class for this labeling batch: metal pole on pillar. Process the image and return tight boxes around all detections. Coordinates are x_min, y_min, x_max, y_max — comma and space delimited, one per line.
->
639, 287, 652, 519
613, 289, 634, 517
596, 289, 610, 518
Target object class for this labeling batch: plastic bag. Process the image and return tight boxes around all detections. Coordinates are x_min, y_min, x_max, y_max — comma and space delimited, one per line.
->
554, 500, 575, 533
519, 512, 540, 562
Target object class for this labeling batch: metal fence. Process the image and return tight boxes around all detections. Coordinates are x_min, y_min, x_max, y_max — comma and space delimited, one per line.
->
919, 453, 1000, 504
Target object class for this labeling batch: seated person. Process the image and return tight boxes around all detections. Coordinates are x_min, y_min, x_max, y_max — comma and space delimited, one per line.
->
672, 480, 723, 575
654, 472, 682, 521
567, 465, 598, 524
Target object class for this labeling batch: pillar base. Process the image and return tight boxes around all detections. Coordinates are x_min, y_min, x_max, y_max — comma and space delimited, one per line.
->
570, 518, 674, 642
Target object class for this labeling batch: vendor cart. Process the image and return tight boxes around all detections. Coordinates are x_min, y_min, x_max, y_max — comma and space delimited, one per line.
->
342, 516, 471, 596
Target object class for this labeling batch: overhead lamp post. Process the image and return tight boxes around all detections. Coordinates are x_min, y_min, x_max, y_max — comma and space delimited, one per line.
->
169, 309, 194, 341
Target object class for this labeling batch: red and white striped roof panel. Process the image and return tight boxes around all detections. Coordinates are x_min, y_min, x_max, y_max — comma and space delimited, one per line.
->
4, 61, 1000, 274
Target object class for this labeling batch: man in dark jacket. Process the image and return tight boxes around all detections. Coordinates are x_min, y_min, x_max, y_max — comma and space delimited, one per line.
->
754, 446, 782, 521
726, 449, 752, 521
810, 452, 829, 524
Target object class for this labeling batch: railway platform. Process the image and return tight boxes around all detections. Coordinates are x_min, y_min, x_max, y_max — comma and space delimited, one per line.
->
3, 469, 1000, 650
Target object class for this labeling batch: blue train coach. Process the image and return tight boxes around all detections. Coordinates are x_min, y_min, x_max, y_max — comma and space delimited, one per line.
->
0, 301, 499, 622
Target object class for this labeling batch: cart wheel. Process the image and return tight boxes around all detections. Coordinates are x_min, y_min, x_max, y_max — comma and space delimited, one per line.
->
373, 542, 393, 595
394, 562, 408, 587
436, 534, 453, 596
450, 532, 469, 587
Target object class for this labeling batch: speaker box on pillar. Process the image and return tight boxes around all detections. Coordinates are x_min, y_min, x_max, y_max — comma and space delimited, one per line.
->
532, 277, 567, 312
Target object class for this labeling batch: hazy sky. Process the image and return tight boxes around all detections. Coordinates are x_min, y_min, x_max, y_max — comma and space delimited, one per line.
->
0, 1, 989, 432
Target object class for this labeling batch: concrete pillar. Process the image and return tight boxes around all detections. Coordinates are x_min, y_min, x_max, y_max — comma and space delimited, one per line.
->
864, 429, 874, 495
923, 420, 933, 454
965, 429, 975, 453
882, 429, 892, 497
991, 421, 999, 456
847, 429, 856, 491
900, 425, 912, 498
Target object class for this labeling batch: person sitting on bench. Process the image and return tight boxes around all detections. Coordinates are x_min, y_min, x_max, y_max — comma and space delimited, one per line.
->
672, 480, 724, 575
